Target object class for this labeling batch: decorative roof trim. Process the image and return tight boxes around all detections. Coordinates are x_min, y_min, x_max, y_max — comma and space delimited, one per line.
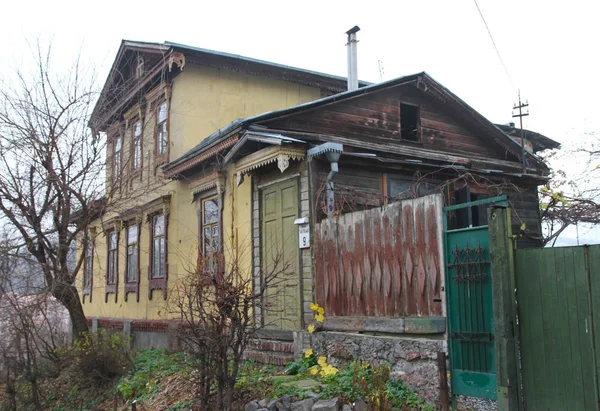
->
235, 145, 305, 185
165, 136, 239, 178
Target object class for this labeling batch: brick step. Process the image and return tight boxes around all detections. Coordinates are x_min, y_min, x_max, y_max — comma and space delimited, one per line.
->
243, 350, 295, 366
249, 339, 294, 354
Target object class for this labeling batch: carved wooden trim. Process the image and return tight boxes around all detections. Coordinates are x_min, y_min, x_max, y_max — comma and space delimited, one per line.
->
235, 145, 305, 186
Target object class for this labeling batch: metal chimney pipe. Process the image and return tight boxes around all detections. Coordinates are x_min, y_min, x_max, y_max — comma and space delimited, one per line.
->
346, 26, 360, 91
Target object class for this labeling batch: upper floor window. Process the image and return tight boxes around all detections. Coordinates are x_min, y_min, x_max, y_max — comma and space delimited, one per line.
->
400, 103, 420, 142
152, 214, 166, 278
107, 231, 118, 285
126, 225, 139, 283
113, 136, 122, 182
156, 102, 168, 157
201, 196, 220, 272
132, 121, 142, 170
136, 57, 145, 79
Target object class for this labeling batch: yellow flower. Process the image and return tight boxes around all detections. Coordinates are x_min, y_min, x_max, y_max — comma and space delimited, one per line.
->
304, 348, 313, 358
310, 302, 319, 311
315, 313, 325, 323
320, 364, 339, 377
308, 365, 319, 375
317, 307, 325, 315
308, 324, 316, 334
317, 356, 327, 367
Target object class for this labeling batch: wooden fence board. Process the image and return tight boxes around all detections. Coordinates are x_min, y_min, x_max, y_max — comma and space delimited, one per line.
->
516, 245, 600, 411
314, 194, 443, 317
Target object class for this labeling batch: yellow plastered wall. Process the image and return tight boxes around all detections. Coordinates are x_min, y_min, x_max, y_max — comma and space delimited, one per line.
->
80, 64, 320, 321
169, 64, 320, 159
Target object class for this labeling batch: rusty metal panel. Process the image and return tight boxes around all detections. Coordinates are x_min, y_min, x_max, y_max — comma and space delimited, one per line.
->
315, 194, 443, 317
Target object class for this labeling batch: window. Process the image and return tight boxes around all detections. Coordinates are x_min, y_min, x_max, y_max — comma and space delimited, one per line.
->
83, 239, 93, 302
136, 57, 145, 79
201, 196, 220, 272
113, 136, 122, 182
400, 103, 420, 142
126, 225, 139, 282
152, 214, 166, 278
451, 187, 489, 229
107, 231, 118, 285
132, 121, 142, 170
156, 102, 168, 156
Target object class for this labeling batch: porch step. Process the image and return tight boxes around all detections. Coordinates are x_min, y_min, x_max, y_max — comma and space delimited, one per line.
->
249, 339, 294, 354
243, 350, 295, 366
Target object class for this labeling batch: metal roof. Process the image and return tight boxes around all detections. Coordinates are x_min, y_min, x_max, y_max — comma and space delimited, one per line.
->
164, 41, 372, 88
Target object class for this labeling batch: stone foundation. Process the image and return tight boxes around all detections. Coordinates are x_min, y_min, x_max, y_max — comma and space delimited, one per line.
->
311, 331, 444, 405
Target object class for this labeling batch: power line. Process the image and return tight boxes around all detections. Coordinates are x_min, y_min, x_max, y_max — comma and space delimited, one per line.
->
473, 0, 516, 91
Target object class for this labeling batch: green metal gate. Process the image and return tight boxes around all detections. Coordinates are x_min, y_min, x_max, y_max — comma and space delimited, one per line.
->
515, 245, 600, 410
444, 196, 508, 400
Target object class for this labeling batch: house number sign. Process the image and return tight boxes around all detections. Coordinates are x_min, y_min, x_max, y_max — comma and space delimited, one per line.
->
299, 224, 310, 249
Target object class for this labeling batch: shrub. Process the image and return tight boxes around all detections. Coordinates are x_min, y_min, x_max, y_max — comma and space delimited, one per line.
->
61, 330, 131, 385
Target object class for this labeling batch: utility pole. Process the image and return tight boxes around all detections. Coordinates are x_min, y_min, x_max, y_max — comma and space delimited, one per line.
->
512, 91, 529, 173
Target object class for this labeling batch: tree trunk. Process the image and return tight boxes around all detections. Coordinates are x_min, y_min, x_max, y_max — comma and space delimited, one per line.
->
52, 282, 89, 338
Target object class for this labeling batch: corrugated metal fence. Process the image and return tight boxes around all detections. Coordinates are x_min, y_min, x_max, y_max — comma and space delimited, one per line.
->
314, 194, 444, 317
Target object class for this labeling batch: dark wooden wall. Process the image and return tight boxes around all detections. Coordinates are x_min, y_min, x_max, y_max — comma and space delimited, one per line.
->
265, 84, 504, 160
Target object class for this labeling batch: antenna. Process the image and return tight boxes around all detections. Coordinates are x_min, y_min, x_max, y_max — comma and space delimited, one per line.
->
512, 90, 530, 172
378, 59, 385, 82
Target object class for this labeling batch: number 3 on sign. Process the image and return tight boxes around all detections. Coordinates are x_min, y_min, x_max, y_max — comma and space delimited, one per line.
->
299, 225, 310, 249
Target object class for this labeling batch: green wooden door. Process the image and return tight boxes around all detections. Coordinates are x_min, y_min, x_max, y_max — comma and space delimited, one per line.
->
516, 246, 600, 410
446, 226, 496, 399
261, 178, 300, 330
444, 196, 508, 400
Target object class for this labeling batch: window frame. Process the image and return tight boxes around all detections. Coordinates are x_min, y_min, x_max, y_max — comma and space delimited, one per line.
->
124, 222, 141, 302
148, 212, 168, 300
105, 229, 119, 303
83, 237, 94, 303
155, 100, 169, 165
198, 193, 222, 273
112, 135, 123, 189
399, 102, 422, 143
131, 119, 143, 172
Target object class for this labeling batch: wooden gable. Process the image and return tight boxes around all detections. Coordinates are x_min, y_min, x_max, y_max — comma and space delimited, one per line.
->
259, 82, 516, 164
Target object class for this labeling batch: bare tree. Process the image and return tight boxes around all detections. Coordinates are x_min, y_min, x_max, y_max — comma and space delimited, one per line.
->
0, 42, 105, 338
537, 136, 600, 246
171, 244, 292, 411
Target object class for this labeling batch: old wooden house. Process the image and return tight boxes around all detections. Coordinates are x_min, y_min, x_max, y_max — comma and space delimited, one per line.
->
80, 38, 559, 405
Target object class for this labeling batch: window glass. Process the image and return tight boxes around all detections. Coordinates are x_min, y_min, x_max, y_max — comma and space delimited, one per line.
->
152, 215, 165, 278
133, 121, 141, 169
113, 137, 122, 180
203, 198, 219, 224
157, 103, 168, 155
84, 241, 93, 289
108, 231, 117, 284
201, 196, 220, 271
127, 225, 138, 282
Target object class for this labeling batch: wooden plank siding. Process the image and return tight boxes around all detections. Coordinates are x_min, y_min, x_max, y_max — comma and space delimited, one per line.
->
264, 85, 503, 160
314, 195, 444, 317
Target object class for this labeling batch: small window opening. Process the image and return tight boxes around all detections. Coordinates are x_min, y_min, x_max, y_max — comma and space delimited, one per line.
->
400, 103, 420, 142
136, 57, 145, 79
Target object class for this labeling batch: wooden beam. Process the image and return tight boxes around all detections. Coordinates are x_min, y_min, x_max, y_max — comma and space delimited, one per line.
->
488, 206, 520, 411
321, 316, 446, 334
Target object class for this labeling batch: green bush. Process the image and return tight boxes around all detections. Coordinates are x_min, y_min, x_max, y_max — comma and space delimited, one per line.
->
61, 330, 131, 385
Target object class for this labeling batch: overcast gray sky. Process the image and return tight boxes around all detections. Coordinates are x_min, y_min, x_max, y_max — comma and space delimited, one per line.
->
2, 0, 599, 244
